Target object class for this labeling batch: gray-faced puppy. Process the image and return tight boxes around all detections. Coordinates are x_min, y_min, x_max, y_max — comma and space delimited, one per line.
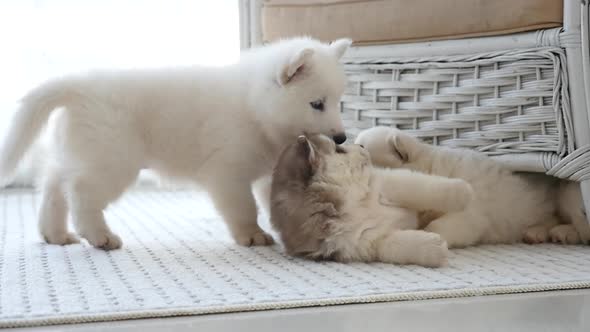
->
270, 134, 475, 267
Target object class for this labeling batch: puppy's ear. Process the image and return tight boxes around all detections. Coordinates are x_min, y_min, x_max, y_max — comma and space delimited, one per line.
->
387, 133, 408, 162
330, 38, 352, 59
278, 48, 314, 85
297, 135, 319, 174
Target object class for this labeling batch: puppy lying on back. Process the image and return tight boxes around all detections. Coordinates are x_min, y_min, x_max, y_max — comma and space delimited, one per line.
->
270, 134, 474, 267
355, 127, 590, 247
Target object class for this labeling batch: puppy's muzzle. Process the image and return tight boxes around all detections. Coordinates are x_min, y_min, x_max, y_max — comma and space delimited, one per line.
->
332, 133, 347, 144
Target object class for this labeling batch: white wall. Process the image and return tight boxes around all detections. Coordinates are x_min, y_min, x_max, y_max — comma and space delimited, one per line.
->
0, 0, 240, 141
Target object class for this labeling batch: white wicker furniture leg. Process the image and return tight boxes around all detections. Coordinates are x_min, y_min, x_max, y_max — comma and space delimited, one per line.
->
562, 0, 590, 222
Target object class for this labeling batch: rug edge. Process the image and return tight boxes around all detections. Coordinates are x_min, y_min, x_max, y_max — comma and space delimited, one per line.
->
2, 280, 589, 329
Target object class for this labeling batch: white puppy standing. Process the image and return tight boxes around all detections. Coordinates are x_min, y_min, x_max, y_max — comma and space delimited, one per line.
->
0, 37, 352, 250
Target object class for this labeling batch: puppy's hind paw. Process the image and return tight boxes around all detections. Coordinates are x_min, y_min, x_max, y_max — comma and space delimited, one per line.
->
446, 179, 474, 212
83, 231, 123, 250
523, 225, 550, 244
549, 224, 581, 245
420, 233, 449, 268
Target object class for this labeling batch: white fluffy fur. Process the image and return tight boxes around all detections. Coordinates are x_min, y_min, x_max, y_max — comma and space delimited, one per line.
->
0, 37, 352, 250
356, 127, 590, 247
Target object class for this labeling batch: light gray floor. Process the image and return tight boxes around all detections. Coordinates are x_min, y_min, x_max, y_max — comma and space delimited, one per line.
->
19, 289, 590, 332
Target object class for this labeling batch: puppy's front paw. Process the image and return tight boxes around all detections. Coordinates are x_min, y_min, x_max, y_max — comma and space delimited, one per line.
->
549, 224, 581, 245
419, 233, 449, 268
446, 180, 474, 212
234, 230, 275, 246
42, 231, 80, 246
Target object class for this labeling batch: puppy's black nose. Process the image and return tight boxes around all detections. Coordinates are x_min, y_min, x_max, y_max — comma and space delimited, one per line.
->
359, 144, 364, 148
333, 133, 347, 144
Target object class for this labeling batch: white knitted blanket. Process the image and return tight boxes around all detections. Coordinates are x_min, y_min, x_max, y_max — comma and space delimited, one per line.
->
1, 189, 590, 328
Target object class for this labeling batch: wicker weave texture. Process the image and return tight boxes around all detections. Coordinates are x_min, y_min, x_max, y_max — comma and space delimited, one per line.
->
341, 48, 572, 156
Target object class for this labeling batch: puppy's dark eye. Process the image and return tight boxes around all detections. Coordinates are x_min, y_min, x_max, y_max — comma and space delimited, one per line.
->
335, 146, 346, 154
310, 99, 324, 111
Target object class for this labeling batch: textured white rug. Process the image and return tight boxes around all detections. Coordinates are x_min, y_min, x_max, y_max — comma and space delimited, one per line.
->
1, 189, 590, 328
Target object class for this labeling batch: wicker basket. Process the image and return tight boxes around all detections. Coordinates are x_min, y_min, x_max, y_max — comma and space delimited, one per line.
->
340, 48, 573, 158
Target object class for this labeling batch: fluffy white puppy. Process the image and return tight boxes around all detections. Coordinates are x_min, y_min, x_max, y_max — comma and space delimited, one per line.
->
0, 37, 352, 250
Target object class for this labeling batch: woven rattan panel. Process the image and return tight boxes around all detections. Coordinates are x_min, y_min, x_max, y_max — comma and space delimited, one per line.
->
341, 48, 572, 156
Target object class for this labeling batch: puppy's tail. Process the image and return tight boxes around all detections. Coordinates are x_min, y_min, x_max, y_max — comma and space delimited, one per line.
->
0, 77, 78, 185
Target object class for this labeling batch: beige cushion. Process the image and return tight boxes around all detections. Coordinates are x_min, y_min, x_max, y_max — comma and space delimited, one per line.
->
261, 0, 563, 45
